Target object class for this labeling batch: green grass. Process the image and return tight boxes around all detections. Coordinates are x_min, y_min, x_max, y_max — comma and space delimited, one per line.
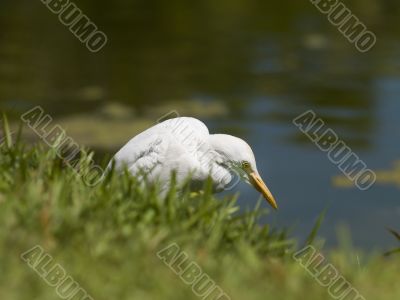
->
0, 119, 399, 300
384, 228, 400, 257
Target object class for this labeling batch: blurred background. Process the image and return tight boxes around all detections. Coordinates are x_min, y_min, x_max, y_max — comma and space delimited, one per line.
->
0, 0, 399, 250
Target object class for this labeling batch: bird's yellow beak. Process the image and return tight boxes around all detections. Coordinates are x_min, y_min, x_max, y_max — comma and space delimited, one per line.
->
249, 172, 278, 210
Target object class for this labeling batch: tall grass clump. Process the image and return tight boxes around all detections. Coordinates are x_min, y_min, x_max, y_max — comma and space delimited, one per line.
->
0, 118, 399, 300
0, 118, 293, 299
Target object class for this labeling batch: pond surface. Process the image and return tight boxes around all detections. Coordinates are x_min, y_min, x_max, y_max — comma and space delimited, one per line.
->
1, 0, 399, 250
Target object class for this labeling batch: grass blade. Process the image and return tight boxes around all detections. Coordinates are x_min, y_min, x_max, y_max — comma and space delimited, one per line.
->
386, 227, 400, 241
1, 113, 13, 148
305, 209, 326, 246
384, 248, 400, 257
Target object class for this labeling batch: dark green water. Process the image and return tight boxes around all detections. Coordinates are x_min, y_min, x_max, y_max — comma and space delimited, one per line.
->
1, 0, 399, 250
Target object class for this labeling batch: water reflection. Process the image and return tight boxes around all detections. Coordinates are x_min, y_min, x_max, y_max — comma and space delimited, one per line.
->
333, 160, 400, 188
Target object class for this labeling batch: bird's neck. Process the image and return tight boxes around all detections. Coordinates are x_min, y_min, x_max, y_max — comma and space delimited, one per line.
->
209, 134, 236, 167
206, 134, 236, 190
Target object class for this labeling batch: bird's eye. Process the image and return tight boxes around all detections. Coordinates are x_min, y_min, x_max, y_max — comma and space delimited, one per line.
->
242, 161, 250, 169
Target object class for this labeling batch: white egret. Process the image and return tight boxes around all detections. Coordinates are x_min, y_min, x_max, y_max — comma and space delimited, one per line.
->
109, 117, 278, 209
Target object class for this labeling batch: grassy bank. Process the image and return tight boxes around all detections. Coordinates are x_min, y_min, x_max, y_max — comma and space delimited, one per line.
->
0, 121, 399, 300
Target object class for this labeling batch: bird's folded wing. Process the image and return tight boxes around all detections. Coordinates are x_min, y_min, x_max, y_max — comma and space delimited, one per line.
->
109, 117, 212, 181
109, 126, 169, 176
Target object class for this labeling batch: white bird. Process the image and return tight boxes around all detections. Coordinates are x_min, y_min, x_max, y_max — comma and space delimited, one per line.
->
108, 117, 278, 209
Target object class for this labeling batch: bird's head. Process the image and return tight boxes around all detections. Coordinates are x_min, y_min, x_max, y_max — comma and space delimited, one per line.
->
210, 134, 278, 210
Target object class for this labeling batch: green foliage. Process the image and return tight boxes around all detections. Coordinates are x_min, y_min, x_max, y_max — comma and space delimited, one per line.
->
304, 209, 326, 247
0, 121, 399, 300
384, 228, 400, 257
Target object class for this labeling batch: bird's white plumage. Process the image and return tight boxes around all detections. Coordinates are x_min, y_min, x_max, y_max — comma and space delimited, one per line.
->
109, 117, 233, 192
